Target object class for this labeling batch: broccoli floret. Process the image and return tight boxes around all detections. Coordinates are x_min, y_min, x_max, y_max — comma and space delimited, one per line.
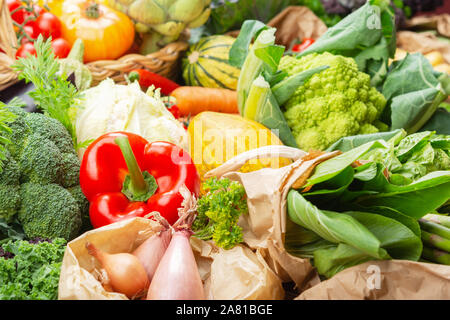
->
3, 107, 31, 158
24, 112, 75, 155
279, 52, 387, 151
68, 185, 91, 233
0, 151, 21, 223
18, 133, 64, 184
60, 153, 81, 188
18, 183, 82, 241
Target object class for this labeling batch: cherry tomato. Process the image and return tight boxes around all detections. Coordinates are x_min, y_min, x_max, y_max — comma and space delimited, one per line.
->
22, 5, 45, 26
15, 42, 37, 59
19, 24, 38, 44
50, 38, 71, 58
6, 0, 27, 24
34, 12, 62, 39
292, 38, 316, 53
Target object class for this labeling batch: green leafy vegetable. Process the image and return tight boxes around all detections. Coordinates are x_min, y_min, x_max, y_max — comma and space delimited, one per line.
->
297, 1, 396, 87
0, 238, 66, 300
192, 177, 248, 250
12, 35, 82, 149
381, 53, 450, 134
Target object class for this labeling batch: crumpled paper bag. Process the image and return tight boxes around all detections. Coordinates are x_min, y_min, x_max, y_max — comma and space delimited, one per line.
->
397, 30, 450, 64
404, 14, 450, 38
227, 6, 328, 48
58, 217, 284, 300
204, 146, 340, 291
297, 260, 450, 300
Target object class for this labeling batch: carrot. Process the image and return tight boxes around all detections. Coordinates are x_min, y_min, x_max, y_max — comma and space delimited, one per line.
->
170, 86, 238, 117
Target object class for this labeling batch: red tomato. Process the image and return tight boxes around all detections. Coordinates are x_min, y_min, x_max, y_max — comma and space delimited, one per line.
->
6, 0, 27, 24
20, 24, 38, 44
15, 42, 37, 59
34, 12, 62, 39
51, 38, 71, 58
292, 38, 316, 53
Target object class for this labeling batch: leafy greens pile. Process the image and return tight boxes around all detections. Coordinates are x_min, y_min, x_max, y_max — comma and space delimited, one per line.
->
285, 132, 450, 278
0, 237, 66, 300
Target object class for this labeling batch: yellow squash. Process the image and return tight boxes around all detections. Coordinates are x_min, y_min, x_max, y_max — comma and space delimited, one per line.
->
188, 112, 292, 184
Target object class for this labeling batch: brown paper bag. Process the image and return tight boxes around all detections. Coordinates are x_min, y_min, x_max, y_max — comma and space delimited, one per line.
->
397, 30, 450, 64
404, 14, 450, 38
297, 260, 450, 300
227, 6, 328, 48
204, 146, 340, 291
58, 217, 284, 300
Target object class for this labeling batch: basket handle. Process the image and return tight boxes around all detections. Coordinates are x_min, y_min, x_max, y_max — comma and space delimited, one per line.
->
204, 145, 307, 179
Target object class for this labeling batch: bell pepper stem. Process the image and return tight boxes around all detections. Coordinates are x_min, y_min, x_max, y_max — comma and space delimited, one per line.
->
115, 136, 148, 196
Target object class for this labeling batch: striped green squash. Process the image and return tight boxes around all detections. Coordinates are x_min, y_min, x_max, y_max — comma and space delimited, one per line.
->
182, 35, 240, 90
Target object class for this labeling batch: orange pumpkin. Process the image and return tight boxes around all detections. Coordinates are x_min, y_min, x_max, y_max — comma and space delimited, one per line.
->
58, 0, 135, 62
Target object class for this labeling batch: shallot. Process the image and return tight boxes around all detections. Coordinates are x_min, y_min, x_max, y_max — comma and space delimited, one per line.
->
132, 213, 172, 282
146, 187, 205, 300
86, 242, 149, 299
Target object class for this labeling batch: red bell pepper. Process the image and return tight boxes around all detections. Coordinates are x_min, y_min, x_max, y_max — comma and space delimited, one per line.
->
79, 132, 200, 228
128, 69, 180, 96
292, 38, 315, 53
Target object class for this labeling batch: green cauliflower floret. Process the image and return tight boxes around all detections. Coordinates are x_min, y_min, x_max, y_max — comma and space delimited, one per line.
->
18, 183, 82, 241
0, 107, 88, 241
279, 52, 387, 151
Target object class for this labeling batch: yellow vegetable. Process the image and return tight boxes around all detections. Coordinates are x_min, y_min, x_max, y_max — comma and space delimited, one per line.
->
188, 112, 292, 184
425, 51, 444, 67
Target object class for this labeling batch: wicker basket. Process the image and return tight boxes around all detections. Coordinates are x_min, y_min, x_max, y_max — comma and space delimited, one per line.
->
0, 0, 189, 91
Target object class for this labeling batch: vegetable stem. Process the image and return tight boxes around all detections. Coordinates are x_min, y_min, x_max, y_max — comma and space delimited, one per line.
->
115, 136, 149, 198
237, 28, 276, 114
422, 246, 450, 265
419, 219, 450, 240
421, 230, 450, 252
243, 76, 270, 121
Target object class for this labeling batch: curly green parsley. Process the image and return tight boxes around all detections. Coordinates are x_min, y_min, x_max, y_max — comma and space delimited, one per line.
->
193, 177, 248, 250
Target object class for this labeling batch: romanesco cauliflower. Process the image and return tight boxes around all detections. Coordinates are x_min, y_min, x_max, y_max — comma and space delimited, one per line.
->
279, 52, 387, 151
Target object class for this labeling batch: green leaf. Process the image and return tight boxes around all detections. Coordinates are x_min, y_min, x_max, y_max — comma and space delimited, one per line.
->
355, 171, 450, 219
254, 91, 298, 148
420, 107, 450, 135
272, 65, 329, 106
254, 45, 285, 74
326, 129, 403, 152
382, 53, 449, 133
306, 140, 386, 186
229, 20, 267, 68
287, 190, 387, 259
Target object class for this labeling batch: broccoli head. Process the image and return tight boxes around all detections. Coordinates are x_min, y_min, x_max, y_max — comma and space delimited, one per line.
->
0, 107, 88, 241
279, 52, 387, 151
18, 183, 82, 241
